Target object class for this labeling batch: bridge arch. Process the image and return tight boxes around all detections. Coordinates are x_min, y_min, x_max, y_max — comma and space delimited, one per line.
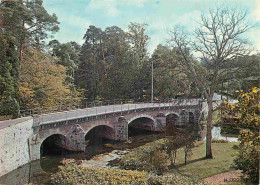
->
165, 111, 180, 117
127, 114, 156, 125
40, 134, 67, 157
84, 124, 116, 145
84, 123, 114, 134
166, 112, 179, 128
127, 114, 156, 134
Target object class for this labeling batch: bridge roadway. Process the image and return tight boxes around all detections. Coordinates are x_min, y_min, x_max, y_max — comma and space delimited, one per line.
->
37, 99, 200, 125
0, 99, 202, 178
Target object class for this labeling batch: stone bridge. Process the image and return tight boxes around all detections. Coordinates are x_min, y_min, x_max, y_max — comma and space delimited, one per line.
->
0, 99, 204, 176
30, 100, 202, 160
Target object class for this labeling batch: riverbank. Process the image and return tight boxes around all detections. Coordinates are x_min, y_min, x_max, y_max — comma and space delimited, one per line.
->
0, 127, 239, 184
0, 133, 163, 185
51, 140, 240, 184
80, 150, 129, 169
114, 140, 239, 180
166, 142, 239, 180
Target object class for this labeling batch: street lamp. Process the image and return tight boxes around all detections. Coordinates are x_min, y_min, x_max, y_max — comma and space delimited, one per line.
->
151, 59, 154, 103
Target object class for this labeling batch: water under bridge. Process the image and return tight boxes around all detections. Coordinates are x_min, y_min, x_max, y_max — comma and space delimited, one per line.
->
0, 99, 205, 177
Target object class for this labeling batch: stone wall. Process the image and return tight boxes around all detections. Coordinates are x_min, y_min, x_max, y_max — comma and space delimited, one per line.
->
0, 103, 202, 177
114, 116, 128, 140
0, 117, 33, 177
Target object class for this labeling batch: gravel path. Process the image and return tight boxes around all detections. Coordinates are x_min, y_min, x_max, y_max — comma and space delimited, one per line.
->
203, 170, 242, 184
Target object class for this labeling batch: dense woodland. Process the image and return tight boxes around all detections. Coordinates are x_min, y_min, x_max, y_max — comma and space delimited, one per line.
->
0, 0, 259, 120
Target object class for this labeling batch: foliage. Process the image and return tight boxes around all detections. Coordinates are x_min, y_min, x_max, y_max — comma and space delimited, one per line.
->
49, 40, 80, 85
152, 44, 200, 98
19, 49, 82, 111
184, 138, 195, 165
169, 7, 253, 158
0, 0, 59, 118
217, 55, 260, 97
0, 0, 59, 58
223, 87, 259, 183
0, 32, 20, 118
128, 22, 149, 63
76, 23, 151, 100
151, 150, 169, 175
51, 163, 210, 185
165, 124, 195, 166
211, 139, 228, 143
119, 138, 170, 172
119, 135, 195, 174
51, 163, 148, 185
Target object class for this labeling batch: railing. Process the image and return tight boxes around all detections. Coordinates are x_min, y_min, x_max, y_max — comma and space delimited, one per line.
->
20, 98, 201, 117
31, 99, 202, 126
20, 99, 132, 117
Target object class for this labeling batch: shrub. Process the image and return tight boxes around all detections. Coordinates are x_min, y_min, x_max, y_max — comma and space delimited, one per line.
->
118, 138, 170, 172
211, 139, 228, 143
223, 87, 260, 183
233, 145, 259, 184
51, 163, 148, 185
51, 163, 211, 185
151, 150, 169, 175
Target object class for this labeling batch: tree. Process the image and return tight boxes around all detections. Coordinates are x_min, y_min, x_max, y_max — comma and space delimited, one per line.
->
76, 25, 105, 100
128, 22, 149, 66
169, 7, 253, 158
218, 54, 260, 97
152, 44, 200, 98
223, 87, 259, 183
49, 40, 80, 85
19, 49, 81, 112
0, 0, 59, 118
0, 32, 20, 119
165, 123, 195, 166
0, 0, 59, 62
76, 24, 151, 101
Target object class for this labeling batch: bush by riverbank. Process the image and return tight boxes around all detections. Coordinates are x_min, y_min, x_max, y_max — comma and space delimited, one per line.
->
118, 138, 170, 172
51, 163, 211, 185
118, 139, 239, 180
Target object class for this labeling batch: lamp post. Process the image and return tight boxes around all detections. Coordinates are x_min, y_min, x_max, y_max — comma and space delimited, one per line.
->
151, 59, 154, 103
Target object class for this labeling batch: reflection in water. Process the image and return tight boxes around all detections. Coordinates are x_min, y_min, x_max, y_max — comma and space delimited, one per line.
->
0, 159, 51, 185
0, 126, 236, 185
0, 128, 161, 185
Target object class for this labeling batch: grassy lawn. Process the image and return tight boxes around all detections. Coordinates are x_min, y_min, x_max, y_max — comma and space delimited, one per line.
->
168, 141, 239, 180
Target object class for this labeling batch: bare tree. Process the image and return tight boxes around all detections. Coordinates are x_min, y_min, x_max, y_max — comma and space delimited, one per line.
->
169, 7, 253, 158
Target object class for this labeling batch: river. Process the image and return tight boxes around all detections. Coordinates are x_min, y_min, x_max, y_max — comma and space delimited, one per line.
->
0, 127, 237, 185
0, 129, 164, 185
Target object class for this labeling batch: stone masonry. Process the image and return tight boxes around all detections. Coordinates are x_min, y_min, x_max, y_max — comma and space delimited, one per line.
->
0, 101, 203, 177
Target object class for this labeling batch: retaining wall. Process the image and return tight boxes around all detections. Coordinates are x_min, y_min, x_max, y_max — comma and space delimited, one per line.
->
0, 117, 33, 177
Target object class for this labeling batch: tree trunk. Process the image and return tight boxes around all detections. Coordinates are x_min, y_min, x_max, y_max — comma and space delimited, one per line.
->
19, 42, 23, 62
173, 151, 176, 165
185, 152, 187, 165
19, 20, 25, 63
169, 151, 173, 165
206, 98, 213, 158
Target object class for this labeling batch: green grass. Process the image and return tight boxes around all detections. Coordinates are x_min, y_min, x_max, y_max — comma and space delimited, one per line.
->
168, 141, 239, 180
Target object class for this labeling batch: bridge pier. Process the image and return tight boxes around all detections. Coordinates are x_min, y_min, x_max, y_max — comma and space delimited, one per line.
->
155, 113, 166, 131
63, 124, 86, 152
0, 100, 206, 177
114, 116, 128, 141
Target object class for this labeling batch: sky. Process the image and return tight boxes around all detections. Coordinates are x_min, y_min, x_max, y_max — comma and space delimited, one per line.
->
43, 0, 260, 54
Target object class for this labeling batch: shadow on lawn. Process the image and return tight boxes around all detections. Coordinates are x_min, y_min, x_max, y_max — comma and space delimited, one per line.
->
173, 156, 207, 168
168, 157, 207, 178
